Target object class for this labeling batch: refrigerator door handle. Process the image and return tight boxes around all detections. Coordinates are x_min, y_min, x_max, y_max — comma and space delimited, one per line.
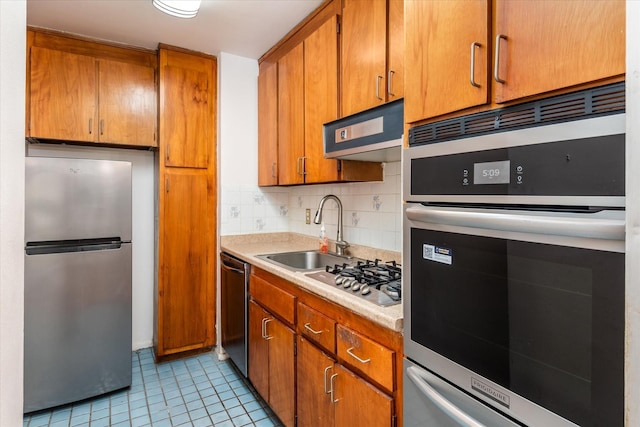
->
26, 238, 124, 255
406, 366, 486, 427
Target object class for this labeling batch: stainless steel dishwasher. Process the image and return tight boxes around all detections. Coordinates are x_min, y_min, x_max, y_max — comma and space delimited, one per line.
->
220, 252, 250, 376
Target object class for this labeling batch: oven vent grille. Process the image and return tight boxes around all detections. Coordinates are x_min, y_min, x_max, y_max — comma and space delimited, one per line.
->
409, 82, 625, 146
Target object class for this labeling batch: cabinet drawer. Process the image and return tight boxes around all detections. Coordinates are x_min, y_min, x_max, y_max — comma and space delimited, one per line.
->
336, 325, 395, 393
298, 302, 336, 353
250, 274, 296, 325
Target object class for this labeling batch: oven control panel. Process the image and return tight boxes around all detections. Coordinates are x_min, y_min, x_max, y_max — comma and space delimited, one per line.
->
410, 134, 624, 198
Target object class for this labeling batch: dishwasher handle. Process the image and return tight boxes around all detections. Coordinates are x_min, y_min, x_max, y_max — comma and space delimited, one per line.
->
220, 252, 250, 275
406, 366, 485, 427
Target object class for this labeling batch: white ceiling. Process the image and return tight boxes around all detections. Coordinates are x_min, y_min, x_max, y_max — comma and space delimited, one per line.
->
27, 0, 324, 59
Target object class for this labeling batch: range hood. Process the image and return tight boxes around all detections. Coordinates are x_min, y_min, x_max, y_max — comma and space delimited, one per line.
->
324, 100, 403, 162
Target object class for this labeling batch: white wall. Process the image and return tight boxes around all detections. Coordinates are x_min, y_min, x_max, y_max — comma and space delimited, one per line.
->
0, 1, 26, 425
26, 144, 156, 351
217, 52, 402, 252
626, 2, 640, 424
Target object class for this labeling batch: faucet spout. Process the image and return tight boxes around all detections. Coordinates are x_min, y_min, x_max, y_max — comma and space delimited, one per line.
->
314, 195, 349, 256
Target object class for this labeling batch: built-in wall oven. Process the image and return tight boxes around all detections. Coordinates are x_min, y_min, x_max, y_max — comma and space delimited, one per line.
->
402, 84, 626, 427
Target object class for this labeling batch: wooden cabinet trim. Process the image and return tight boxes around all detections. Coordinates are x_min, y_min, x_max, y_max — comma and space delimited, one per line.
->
28, 27, 156, 68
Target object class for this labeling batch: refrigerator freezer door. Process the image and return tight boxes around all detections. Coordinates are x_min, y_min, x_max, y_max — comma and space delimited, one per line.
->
24, 243, 132, 413
25, 157, 132, 243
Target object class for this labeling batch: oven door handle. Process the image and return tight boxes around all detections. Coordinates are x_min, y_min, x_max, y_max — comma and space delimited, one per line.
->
405, 206, 625, 241
406, 366, 485, 427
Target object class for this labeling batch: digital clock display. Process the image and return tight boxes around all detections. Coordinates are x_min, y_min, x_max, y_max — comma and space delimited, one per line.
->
473, 160, 510, 184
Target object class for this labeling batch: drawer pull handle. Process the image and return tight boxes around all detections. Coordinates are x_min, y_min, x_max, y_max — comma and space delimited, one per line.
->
324, 366, 333, 394
304, 323, 323, 335
346, 347, 371, 364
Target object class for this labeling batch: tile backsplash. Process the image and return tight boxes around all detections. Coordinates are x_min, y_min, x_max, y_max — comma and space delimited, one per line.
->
220, 161, 402, 252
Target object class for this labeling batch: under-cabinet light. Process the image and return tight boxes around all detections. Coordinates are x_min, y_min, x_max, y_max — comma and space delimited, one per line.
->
152, 0, 201, 18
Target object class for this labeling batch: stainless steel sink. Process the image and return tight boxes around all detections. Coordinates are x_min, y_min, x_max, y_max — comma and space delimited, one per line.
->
257, 250, 352, 271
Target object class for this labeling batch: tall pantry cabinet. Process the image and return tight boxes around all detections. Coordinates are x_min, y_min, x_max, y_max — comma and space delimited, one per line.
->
155, 46, 218, 359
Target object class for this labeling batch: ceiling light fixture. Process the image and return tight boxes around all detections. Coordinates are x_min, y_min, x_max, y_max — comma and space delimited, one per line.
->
152, 0, 201, 18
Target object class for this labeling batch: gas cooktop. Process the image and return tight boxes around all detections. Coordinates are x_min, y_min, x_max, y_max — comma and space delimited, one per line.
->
306, 259, 401, 307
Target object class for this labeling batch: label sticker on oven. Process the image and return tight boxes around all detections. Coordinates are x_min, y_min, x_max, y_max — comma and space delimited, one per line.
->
422, 244, 452, 265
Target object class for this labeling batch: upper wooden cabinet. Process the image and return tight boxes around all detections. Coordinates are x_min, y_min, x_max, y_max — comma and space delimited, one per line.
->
404, 0, 489, 123
277, 41, 306, 185
27, 30, 157, 147
257, 60, 279, 186
404, 0, 625, 124
492, 0, 625, 104
341, 0, 404, 117
161, 65, 211, 168
260, 14, 383, 187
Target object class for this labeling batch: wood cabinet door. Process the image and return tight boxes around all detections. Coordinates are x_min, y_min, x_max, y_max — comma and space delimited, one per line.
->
341, 0, 387, 117
304, 15, 340, 184
267, 315, 296, 427
387, 0, 404, 102
404, 0, 489, 123
297, 336, 335, 427
258, 60, 279, 186
333, 364, 393, 427
98, 60, 156, 146
248, 300, 270, 401
277, 43, 305, 185
162, 65, 211, 169
29, 46, 97, 141
493, 0, 625, 103
158, 171, 214, 355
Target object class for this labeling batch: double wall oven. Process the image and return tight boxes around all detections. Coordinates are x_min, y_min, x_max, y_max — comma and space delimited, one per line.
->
402, 85, 626, 427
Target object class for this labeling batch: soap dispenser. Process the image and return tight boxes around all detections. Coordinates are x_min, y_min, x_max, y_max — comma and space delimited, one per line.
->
319, 223, 328, 254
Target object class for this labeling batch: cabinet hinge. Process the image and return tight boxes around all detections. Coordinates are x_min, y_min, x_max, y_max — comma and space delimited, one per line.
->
294, 340, 297, 357
392, 414, 397, 427
336, 21, 340, 34
294, 414, 298, 427
165, 177, 169, 193
337, 159, 342, 172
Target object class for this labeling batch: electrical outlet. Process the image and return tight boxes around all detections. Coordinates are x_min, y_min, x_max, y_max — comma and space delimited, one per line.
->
305, 209, 311, 224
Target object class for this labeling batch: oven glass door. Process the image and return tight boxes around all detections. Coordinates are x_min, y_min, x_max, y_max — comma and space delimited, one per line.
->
408, 223, 624, 426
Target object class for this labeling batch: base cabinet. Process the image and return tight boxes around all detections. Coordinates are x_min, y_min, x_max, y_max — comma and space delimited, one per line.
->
248, 267, 402, 426
248, 294, 296, 427
297, 336, 394, 427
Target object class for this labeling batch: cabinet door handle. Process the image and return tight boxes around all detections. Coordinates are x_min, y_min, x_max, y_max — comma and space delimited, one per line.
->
470, 42, 481, 88
375, 75, 384, 100
330, 373, 339, 403
88, 118, 93, 135
99, 119, 104, 135
346, 347, 371, 364
271, 162, 276, 178
304, 323, 323, 335
323, 366, 333, 394
263, 318, 273, 340
494, 34, 507, 84
387, 70, 395, 96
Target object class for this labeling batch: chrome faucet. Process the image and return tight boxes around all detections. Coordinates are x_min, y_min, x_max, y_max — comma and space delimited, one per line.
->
314, 195, 349, 256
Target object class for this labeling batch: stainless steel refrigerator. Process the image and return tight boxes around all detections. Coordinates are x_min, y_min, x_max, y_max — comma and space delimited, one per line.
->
24, 157, 132, 413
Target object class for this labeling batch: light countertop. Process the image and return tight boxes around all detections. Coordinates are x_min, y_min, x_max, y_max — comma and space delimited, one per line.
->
220, 233, 403, 332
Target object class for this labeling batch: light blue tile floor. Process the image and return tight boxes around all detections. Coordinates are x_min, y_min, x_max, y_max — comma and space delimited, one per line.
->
23, 348, 283, 427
